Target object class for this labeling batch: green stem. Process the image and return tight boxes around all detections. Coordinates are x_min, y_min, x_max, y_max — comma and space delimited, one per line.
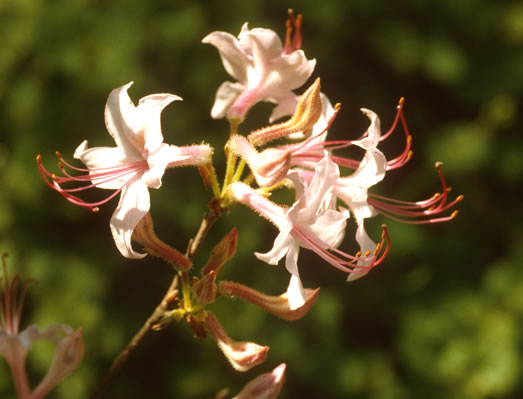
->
221, 150, 237, 197
89, 203, 223, 399
232, 159, 246, 183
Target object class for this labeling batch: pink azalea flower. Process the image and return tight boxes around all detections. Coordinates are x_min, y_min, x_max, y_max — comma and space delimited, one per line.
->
38, 82, 212, 258
230, 155, 389, 309
296, 103, 461, 279
202, 18, 315, 123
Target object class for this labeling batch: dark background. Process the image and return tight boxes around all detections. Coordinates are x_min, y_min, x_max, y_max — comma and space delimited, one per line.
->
1, 1, 522, 398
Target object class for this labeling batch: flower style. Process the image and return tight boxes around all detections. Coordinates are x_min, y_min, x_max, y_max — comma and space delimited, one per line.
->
202, 12, 316, 123
38, 82, 212, 258
230, 154, 389, 310
0, 255, 83, 399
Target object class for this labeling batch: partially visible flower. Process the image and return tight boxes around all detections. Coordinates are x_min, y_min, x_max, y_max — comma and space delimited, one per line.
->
233, 363, 286, 399
205, 312, 268, 372
202, 12, 315, 123
38, 82, 212, 258
0, 255, 83, 399
333, 107, 461, 277
230, 155, 389, 310
293, 102, 461, 279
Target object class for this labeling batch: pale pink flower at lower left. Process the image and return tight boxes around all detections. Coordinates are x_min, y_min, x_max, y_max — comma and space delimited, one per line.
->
38, 82, 212, 258
0, 255, 84, 399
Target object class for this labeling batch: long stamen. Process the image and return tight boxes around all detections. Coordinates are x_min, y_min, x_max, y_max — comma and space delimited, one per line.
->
382, 98, 413, 170
37, 154, 146, 212
380, 97, 404, 141
368, 163, 463, 224
292, 224, 390, 274
55, 163, 141, 192
282, 9, 303, 55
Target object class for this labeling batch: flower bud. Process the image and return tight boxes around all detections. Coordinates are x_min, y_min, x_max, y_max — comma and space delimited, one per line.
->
233, 363, 286, 399
218, 281, 319, 321
248, 78, 322, 146
132, 213, 192, 272
205, 312, 268, 372
192, 271, 217, 307
202, 228, 238, 277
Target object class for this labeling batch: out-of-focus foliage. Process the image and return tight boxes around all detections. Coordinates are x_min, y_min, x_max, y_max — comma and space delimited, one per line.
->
1, 0, 522, 398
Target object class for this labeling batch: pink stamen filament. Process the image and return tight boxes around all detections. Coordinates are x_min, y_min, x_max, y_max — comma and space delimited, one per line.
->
326, 98, 413, 171
385, 99, 413, 171
291, 224, 390, 274
368, 164, 462, 224
37, 154, 147, 212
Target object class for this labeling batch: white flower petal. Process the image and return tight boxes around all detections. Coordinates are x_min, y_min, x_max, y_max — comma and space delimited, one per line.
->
286, 273, 306, 311
104, 82, 143, 158
211, 81, 245, 119
255, 228, 292, 266
355, 108, 382, 149
270, 51, 316, 90
242, 27, 284, 61
269, 93, 299, 123
74, 141, 138, 189
202, 28, 250, 82
142, 144, 185, 189
347, 222, 377, 281
310, 209, 348, 248
136, 93, 182, 154
110, 179, 150, 259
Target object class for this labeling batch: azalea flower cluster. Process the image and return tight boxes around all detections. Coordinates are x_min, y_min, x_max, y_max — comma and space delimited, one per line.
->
30, 10, 461, 399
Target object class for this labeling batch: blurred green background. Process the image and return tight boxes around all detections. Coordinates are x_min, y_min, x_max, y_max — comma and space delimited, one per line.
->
1, 0, 522, 398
